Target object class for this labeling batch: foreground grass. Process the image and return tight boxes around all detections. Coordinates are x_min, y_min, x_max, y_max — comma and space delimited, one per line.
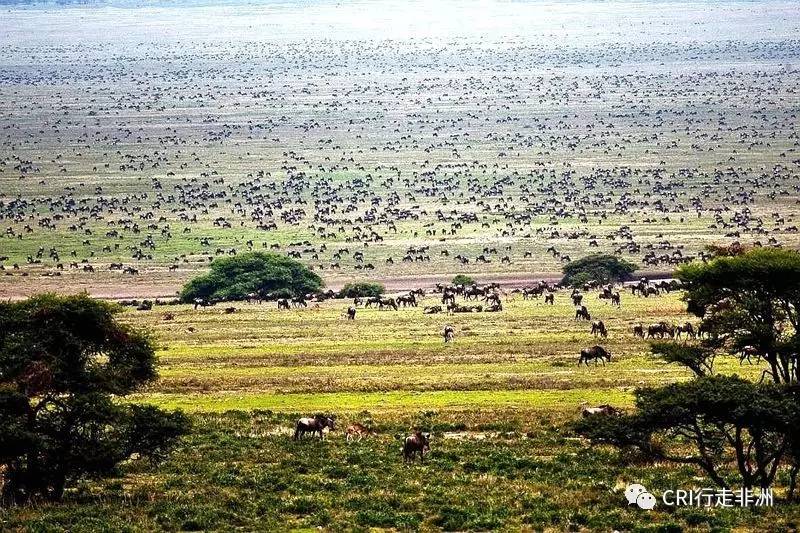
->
2, 411, 797, 532
3, 293, 779, 531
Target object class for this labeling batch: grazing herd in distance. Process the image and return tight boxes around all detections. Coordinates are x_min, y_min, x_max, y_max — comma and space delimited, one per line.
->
192, 273, 730, 462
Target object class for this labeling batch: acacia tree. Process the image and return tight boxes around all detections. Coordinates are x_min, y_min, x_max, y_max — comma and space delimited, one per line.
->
578, 249, 800, 498
575, 376, 798, 491
561, 254, 637, 287
180, 252, 323, 302
678, 247, 800, 384
0, 294, 189, 504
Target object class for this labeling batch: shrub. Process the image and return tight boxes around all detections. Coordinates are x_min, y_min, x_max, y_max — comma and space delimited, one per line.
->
339, 282, 385, 298
452, 274, 476, 286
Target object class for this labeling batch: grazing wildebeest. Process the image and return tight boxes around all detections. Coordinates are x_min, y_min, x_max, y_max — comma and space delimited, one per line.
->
423, 305, 442, 314
378, 297, 398, 310
544, 292, 554, 305
579, 345, 611, 366
345, 423, 374, 442
193, 297, 215, 310
610, 292, 621, 307
397, 293, 417, 307
647, 322, 674, 338
676, 322, 695, 339
591, 320, 607, 338
402, 431, 431, 463
293, 414, 336, 440
571, 292, 583, 306
484, 292, 501, 306
277, 298, 291, 310
739, 345, 761, 364
443, 324, 455, 342
575, 305, 591, 321
632, 324, 645, 338
346, 306, 356, 320
224, 306, 236, 314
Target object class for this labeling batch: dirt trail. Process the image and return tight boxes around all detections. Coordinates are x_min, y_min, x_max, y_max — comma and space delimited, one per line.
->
0, 270, 673, 301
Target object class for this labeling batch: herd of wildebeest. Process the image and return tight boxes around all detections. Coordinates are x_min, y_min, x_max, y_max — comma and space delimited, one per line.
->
182, 273, 765, 462
1, 2, 798, 467
1, 23, 800, 297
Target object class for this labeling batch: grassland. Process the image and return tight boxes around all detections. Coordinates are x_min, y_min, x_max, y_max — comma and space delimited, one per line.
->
1, 1, 799, 298
5, 292, 794, 531
2, 0, 800, 529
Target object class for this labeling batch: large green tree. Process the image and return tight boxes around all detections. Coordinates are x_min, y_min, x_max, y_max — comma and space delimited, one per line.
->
561, 254, 637, 287
578, 249, 800, 498
677, 247, 800, 384
576, 376, 798, 492
180, 252, 323, 302
0, 294, 189, 504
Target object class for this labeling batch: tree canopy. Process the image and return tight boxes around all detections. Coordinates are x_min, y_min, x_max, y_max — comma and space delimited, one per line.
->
677, 247, 800, 384
180, 252, 323, 302
0, 294, 189, 504
577, 248, 800, 499
575, 376, 799, 493
561, 254, 637, 287
451, 274, 476, 286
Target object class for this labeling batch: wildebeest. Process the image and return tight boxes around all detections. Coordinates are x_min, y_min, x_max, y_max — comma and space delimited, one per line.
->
423, 305, 442, 314
346, 306, 356, 320
591, 320, 607, 338
193, 297, 215, 310
293, 414, 336, 440
575, 305, 591, 321
647, 321, 674, 338
378, 297, 398, 310
224, 306, 236, 314
397, 293, 417, 307
277, 298, 290, 310
402, 431, 431, 463
345, 423, 374, 442
676, 322, 695, 339
443, 324, 455, 342
609, 292, 621, 307
579, 345, 611, 366
738, 345, 762, 364
632, 324, 645, 338
544, 293, 554, 305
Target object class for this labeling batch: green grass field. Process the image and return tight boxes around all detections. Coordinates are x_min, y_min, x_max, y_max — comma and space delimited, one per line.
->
5, 291, 795, 531
2, 0, 800, 529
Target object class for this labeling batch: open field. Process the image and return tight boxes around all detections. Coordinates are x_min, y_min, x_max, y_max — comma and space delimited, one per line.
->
126, 292, 752, 405
1, 0, 800, 298
3, 0, 800, 530
4, 292, 799, 531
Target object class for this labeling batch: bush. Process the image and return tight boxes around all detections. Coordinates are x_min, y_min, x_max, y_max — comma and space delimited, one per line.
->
452, 274, 476, 286
180, 252, 323, 302
339, 282, 385, 298
561, 255, 637, 287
